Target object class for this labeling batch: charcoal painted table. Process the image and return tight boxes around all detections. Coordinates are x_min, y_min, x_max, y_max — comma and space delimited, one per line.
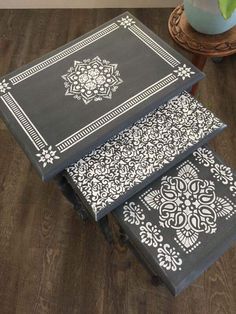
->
0, 12, 235, 296
168, 5, 236, 94
113, 146, 236, 295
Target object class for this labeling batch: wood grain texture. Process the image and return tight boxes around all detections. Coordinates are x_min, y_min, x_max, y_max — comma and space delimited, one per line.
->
0, 8, 236, 314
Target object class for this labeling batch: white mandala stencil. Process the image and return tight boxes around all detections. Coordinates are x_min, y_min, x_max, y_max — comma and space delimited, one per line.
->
142, 160, 236, 254
62, 56, 123, 104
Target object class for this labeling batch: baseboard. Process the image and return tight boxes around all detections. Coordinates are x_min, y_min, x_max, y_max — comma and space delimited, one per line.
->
0, 0, 180, 9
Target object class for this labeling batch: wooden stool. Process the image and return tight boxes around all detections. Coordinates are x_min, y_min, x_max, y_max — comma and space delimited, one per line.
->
168, 5, 236, 94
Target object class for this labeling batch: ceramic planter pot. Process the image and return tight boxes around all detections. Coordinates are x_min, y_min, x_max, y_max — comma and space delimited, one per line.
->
184, 0, 236, 34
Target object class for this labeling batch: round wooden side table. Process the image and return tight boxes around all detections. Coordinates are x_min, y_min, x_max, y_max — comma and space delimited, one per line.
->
168, 5, 236, 94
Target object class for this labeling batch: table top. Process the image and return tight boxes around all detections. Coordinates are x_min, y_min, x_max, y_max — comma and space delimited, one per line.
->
0, 11, 204, 181
168, 5, 236, 57
66, 91, 225, 221
113, 146, 236, 295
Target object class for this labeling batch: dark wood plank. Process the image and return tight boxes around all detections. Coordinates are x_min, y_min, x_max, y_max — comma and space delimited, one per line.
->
0, 8, 236, 314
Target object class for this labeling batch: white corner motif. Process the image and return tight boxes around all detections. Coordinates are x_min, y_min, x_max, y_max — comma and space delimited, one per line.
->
157, 244, 182, 271
36, 146, 60, 168
62, 56, 123, 104
174, 64, 195, 80
0, 79, 11, 94
117, 15, 136, 28
193, 147, 236, 198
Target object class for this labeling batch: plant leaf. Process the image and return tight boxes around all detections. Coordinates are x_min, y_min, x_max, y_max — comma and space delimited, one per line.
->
218, 0, 236, 19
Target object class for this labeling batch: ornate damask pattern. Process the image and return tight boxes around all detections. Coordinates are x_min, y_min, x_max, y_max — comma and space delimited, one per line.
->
62, 56, 123, 104
66, 91, 223, 215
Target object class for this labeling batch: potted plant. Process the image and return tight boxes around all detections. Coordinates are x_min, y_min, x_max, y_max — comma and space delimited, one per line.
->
184, 0, 236, 34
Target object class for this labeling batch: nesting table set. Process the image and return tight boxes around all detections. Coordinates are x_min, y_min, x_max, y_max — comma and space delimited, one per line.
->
0, 12, 236, 295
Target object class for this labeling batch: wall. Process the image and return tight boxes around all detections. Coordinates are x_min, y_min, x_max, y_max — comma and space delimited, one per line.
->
0, 0, 180, 9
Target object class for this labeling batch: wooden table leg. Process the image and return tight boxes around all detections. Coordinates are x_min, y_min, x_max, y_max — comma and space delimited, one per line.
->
191, 54, 208, 95
54, 174, 89, 220
55, 174, 113, 242
98, 215, 113, 244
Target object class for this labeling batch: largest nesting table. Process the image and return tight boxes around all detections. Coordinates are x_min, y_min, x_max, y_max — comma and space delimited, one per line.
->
0, 12, 235, 296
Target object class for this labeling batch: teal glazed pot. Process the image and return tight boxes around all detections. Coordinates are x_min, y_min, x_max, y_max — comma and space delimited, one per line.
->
184, 0, 236, 35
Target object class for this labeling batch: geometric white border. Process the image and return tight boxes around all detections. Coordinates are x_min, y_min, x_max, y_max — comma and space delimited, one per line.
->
9, 23, 119, 85
129, 24, 180, 68
1, 92, 47, 150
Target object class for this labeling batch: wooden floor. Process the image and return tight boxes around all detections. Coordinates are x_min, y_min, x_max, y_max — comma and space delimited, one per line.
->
0, 8, 236, 314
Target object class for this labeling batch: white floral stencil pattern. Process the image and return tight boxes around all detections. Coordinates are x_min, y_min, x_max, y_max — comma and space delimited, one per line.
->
122, 202, 182, 271
117, 15, 136, 28
0, 79, 11, 94
210, 164, 233, 184
140, 222, 163, 247
193, 147, 215, 167
193, 147, 236, 197
174, 64, 195, 80
157, 244, 182, 271
123, 202, 145, 225
36, 146, 60, 168
141, 160, 236, 254
66, 92, 224, 216
62, 56, 123, 104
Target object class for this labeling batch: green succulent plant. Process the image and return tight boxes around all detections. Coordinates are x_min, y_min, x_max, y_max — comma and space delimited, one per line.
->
218, 0, 236, 19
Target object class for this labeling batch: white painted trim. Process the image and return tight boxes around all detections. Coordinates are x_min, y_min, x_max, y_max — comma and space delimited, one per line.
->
1, 93, 48, 150
0, 0, 179, 9
56, 74, 178, 152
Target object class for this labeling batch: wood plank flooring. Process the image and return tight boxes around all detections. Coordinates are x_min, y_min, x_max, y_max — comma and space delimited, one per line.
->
0, 9, 236, 314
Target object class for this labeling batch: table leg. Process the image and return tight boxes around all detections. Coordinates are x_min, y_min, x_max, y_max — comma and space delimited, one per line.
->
117, 227, 163, 286
191, 54, 208, 95
98, 215, 113, 244
54, 174, 89, 221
